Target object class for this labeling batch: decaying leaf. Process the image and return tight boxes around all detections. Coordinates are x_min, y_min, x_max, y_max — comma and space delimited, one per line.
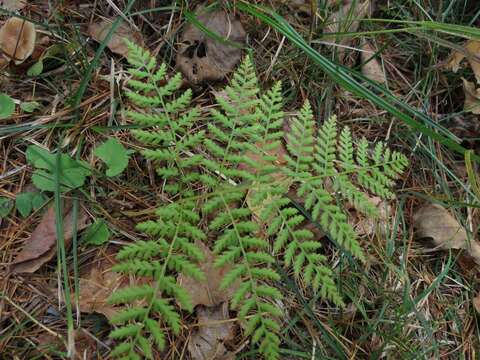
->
36, 328, 96, 359
188, 302, 235, 360
473, 291, 480, 314
176, 8, 246, 84
177, 242, 240, 308
74, 248, 124, 320
413, 203, 480, 264
0, 17, 36, 64
0, 0, 26, 11
361, 40, 386, 84
447, 40, 480, 84
88, 19, 143, 57
10, 201, 89, 273
351, 196, 391, 236
462, 78, 480, 115
324, 0, 372, 59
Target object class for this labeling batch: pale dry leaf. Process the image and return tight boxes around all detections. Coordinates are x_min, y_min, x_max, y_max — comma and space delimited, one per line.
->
188, 302, 235, 360
88, 19, 143, 57
473, 291, 480, 314
176, 8, 245, 84
10, 201, 89, 273
177, 242, 240, 308
413, 203, 480, 264
462, 78, 480, 115
447, 40, 480, 83
0, 17, 36, 64
360, 40, 385, 84
0, 0, 26, 11
74, 248, 124, 320
324, 0, 372, 59
352, 196, 391, 236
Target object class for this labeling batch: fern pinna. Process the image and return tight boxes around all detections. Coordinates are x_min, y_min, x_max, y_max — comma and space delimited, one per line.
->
109, 41, 408, 359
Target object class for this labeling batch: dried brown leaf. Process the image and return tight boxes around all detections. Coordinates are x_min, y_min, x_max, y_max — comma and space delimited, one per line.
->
0, 0, 26, 11
10, 201, 89, 273
88, 19, 143, 57
177, 242, 239, 308
473, 291, 480, 314
351, 196, 391, 236
413, 203, 480, 264
324, 0, 372, 59
36, 328, 96, 359
0, 17, 36, 64
74, 248, 124, 320
447, 40, 480, 83
176, 8, 245, 84
360, 40, 385, 84
188, 302, 235, 360
462, 78, 480, 115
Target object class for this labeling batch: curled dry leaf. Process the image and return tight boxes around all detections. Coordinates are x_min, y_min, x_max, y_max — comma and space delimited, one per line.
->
88, 19, 143, 57
0, 0, 27, 11
176, 8, 245, 84
413, 203, 480, 264
177, 241, 240, 308
447, 40, 480, 83
10, 201, 89, 273
0, 17, 36, 64
360, 40, 386, 84
188, 302, 235, 360
462, 78, 480, 115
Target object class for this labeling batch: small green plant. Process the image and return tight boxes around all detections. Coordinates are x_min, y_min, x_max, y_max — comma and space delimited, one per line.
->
108, 42, 408, 359
26, 145, 91, 192
94, 138, 132, 177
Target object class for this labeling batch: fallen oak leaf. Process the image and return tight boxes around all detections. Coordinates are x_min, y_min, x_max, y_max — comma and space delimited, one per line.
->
10, 201, 89, 273
176, 7, 246, 84
0, 17, 36, 64
188, 302, 236, 360
73, 247, 125, 320
413, 203, 480, 264
177, 242, 240, 308
88, 19, 144, 57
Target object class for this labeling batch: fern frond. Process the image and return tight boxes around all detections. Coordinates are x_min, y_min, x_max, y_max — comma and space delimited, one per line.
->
113, 49, 408, 359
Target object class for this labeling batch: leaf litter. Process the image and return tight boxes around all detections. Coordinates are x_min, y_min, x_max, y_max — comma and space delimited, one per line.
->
176, 7, 246, 84
10, 200, 89, 273
88, 19, 144, 57
413, 203, 480, 264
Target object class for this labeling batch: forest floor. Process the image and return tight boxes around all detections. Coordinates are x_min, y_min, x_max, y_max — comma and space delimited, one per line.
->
1, 0, 480, 359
